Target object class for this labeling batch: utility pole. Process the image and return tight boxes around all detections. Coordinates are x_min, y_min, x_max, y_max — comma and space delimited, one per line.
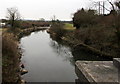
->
103, 1, 105, 15
99, 1, 101, 15
92, 1, 110, 15
53, 15, 56, 21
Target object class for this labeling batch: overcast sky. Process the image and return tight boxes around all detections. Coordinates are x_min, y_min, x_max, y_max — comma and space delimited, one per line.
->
0, 0, 113, 21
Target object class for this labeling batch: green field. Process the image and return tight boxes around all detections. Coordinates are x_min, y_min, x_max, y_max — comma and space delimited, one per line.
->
64, 23, 76, 31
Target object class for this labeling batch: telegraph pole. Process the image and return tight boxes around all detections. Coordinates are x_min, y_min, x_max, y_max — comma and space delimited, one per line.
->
99, 1, 101, 15
103, 1, 105, 15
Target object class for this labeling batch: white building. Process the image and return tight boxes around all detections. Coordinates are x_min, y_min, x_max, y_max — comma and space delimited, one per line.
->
0, 23, 6, 28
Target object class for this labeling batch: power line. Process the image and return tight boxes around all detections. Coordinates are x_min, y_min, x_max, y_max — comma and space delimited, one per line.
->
90, 1, 111, 15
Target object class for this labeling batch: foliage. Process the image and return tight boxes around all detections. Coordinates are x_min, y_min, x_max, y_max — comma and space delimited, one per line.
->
50, 22, 66, 39
73, 8, 97, 29
20, 21, 50, 29
39, 18, 45, 22
114, 1, 120, 55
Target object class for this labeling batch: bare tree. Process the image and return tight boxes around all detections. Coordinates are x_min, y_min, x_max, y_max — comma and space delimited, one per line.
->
6, 7, 21, 29
115, 1, 120, 9
107, 0, 115, 11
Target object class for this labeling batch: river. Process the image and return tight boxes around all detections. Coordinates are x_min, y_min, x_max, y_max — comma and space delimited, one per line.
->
20, 30, 78, 83
20, 29, 112, 83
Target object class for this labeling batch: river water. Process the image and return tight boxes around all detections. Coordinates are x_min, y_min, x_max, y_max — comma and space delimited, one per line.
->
20, 30, 78, 82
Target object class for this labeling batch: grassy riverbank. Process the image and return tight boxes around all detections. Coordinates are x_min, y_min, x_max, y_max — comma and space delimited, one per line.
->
2, 31, 21, 83
49, 22, 119, 59
2, 27, 47, 83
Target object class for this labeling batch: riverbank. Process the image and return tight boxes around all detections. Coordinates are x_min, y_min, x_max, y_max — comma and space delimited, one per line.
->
0, 29, 2, 83
20, 29, 78, 82
18, 27, 48, 39
48, 22, 119, 59
48, 22, 119, 83
2, 32, 21, 83
2, 27, 48, 83
61, 37, 113, 59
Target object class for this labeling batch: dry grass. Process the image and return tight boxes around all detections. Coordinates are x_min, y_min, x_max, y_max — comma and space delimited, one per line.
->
2, 32, 21, 82
68, 26, 119, 57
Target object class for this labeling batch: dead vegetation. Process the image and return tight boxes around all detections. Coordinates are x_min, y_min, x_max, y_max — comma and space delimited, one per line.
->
2, 32, 21, 83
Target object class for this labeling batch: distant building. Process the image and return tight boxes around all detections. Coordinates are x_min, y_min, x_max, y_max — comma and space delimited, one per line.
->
0, 23, 6, 28
0, 19, 9, 28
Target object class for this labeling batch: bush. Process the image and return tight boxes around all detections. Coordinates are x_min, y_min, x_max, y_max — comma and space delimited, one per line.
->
73, 26, 118, 56
73, 8, 97, 29
50, 22, 66, 39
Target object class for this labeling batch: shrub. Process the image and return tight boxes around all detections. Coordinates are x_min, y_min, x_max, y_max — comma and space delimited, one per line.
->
73, 26, 118, 56
50, 22, 66, 39
73, 8, 97, 29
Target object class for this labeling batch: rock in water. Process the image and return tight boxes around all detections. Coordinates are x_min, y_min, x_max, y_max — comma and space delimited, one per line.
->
21, 79, 26, 84
20, 63, 25, 68
21, 69, 28, 75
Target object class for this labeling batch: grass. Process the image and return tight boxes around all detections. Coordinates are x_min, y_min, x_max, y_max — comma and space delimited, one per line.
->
0, 28, 2, 31
0, 28, 8, 32
2, 27, 46, 82
2, 32, 21, 82
64, 23, 76, 31
53, 22, 119, 58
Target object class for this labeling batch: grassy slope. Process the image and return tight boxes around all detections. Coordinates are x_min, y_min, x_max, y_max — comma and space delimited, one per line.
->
2, 32, 20, 82
61, 23, 118, 58
64, 23, 76, 31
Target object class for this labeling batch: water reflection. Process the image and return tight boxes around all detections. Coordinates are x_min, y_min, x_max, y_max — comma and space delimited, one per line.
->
21, 30, 77, 82
72, 49, 112, 61
50, 40, 75, 66
49, 40, 95, 83
20, 29, 112, 83
49, 32, 112, 61
49, 31, 112, 84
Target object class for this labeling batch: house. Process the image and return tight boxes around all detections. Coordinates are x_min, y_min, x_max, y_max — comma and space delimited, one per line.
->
0, 23, 6, 28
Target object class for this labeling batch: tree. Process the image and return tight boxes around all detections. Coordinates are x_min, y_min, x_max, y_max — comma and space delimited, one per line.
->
73, 8, 97, 29
6, 7, 21, 29
39, 18, 45, 22
115, 1, 120, 10
73, 8, 85, 28
112, 0, 120, 56
107, 0, 115, 11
